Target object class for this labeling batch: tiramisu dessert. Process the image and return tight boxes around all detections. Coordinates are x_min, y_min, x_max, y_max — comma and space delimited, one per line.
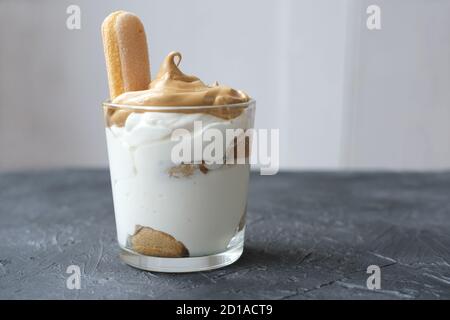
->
101, 11, 255, 272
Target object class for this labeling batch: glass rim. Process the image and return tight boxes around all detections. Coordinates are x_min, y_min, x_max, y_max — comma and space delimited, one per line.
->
102, 98, 255, 111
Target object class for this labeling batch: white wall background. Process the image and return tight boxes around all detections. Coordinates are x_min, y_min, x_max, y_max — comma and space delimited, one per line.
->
0, 0, 449, 172
343, 0, 450, 170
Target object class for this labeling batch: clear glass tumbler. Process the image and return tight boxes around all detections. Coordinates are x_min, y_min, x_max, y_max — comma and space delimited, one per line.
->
103, 100, 255, 272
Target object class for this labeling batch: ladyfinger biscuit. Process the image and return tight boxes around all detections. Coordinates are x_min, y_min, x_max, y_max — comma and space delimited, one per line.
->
131, 225, 189, 258
102, 11, 150, 99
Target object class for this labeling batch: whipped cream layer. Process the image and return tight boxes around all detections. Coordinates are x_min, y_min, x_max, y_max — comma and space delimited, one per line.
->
106, 110, 251, 256
110, 110, 248, 150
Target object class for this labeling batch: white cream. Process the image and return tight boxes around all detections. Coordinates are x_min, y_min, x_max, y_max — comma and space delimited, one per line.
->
106, 111, 250, 257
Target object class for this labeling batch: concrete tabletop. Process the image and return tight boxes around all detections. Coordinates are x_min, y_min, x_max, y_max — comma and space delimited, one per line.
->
0, 169, 449, 299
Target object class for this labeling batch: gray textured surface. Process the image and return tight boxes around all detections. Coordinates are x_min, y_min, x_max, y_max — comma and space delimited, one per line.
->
0, 169, 450, 299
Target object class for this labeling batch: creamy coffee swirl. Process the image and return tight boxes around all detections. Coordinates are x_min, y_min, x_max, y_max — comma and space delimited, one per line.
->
113, 51, 250, 107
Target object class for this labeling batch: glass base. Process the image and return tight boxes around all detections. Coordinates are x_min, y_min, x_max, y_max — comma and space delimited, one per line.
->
119, 233, 244, 273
